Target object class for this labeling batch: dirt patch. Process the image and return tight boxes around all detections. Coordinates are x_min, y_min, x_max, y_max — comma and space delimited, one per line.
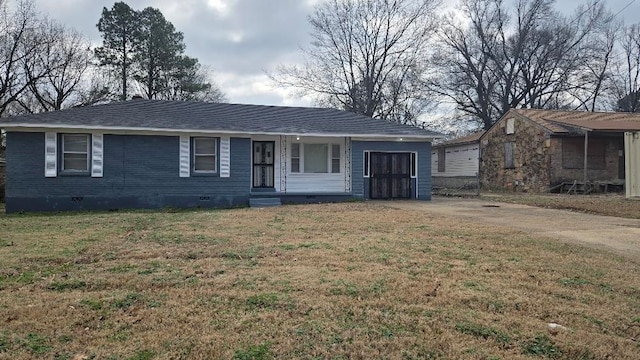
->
383, 197, 640, 259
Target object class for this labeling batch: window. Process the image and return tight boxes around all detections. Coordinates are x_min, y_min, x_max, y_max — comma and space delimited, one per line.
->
562, 137, 605, 170
304, 144, 328, 172
290, 142, 341, 174
62, 134, 90, 172
437, 148, 445, 172
505, 142, 515, 169
291, 143, 300, 173
46, 132, 103, 178
193, 137, 217, 172
331, 144, 341, 174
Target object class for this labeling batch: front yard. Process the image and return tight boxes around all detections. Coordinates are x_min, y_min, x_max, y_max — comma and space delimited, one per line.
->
482, 193, 640, 219
0, 203, 638, 359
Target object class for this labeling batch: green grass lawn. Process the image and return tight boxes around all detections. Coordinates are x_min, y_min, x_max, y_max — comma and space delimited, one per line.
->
0, 203, 638, 359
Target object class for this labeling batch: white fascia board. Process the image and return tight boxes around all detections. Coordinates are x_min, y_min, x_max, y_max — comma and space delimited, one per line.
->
350, 136, 441, 142
0, 123, 442, 141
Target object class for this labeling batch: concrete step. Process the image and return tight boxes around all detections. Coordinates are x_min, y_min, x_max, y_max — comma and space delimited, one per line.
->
249, 197, 282, 208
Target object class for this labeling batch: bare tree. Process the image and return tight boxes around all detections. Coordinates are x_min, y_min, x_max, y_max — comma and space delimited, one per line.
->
516, 1, 613, 111
429, 0, 505, 129
0, 0, 44, 116
611, 24, 640, 112
1, 0, 113, 116
272, 0, 440, 124
568, 9, 619, 112
17, 21, 93, 112
430, 0, 610, 129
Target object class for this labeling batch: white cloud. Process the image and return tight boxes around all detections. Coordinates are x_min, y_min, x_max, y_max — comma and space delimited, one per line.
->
216, 72, 313, 107
30, 0, 640, 109
206, 0, 233, 16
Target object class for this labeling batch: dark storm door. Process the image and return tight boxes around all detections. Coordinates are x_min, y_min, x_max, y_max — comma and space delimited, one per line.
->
370, 152, 412, 199
253, 141, 275, 188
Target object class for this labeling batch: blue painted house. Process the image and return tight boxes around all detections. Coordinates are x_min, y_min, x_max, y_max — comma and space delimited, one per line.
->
0, 100, 441, 212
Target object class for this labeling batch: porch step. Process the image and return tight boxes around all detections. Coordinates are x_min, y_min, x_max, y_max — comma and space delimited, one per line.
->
249, 197, 282, 208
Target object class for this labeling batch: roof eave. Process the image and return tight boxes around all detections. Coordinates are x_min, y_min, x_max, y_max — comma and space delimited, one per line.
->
0, 123, 442, 141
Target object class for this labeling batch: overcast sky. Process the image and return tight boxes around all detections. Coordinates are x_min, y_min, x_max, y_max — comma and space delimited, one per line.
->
30, 0, 640, 107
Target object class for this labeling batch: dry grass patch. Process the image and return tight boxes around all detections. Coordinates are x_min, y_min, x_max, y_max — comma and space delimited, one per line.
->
0, 203, 639, 359
483, 193, 640, 219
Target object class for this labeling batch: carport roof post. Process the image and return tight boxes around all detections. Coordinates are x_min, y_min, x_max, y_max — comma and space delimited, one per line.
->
584, 130, 589, 191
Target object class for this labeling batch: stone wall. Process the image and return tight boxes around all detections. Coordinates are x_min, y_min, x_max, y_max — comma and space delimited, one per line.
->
480, 116, 551, 192
549, 136, 624, 185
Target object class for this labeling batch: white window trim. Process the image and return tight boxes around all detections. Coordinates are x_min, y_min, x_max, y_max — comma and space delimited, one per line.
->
61, 133, 90, 173
289, 140, 342, 174
362, 150, 416, 178
411, 152, 417, 179
363, 151, 370, 178
193, 137, 218, 173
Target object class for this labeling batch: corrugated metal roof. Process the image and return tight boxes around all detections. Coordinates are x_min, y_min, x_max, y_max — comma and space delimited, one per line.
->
0, 100, 443, 139
510, 108, 640, 133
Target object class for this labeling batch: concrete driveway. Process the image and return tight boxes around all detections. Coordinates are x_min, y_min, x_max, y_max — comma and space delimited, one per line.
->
381, 197, 640, 260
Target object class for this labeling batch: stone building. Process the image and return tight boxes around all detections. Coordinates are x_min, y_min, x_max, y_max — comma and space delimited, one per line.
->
480, 109, 640, 193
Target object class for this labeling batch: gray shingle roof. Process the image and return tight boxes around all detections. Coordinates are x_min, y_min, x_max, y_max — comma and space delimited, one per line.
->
433, 131, 483, 148
0, 100, 442, 139
509, 108, 640, 133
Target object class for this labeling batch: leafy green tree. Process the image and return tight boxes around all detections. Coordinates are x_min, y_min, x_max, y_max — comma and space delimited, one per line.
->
95, 1, 139, 101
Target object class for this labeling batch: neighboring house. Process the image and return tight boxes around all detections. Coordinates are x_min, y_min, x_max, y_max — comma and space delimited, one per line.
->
480, 108, 640, 193
431, 132, 482, 188
0, 100, 442, 213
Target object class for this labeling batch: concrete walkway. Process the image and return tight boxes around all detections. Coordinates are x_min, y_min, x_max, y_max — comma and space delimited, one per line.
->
381, 197, 640, 260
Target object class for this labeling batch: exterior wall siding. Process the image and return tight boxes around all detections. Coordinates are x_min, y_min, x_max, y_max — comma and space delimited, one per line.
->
6, 133, 434, 212
432, 142, 479, 177
351, 140, 432, 200
6, 132, 251, 212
